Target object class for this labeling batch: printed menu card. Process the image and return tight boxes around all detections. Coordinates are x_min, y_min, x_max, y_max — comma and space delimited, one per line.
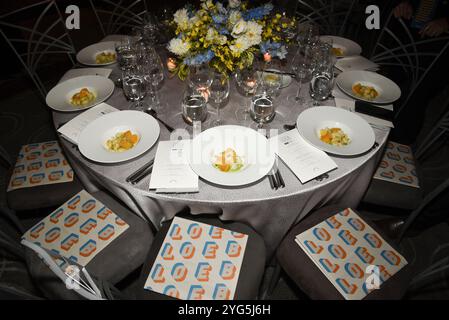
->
149, 140, 199, 193
270, 130, 337, 183
57, 103, 118, 145
59, 68, 112, 83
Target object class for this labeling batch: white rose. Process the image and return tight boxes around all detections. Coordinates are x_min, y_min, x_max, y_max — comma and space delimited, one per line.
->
231, 19, 247, 38
168, 38, 190, 56
229, 0, 241, 9
229, 10, 242, 26
173, 9, 189, 30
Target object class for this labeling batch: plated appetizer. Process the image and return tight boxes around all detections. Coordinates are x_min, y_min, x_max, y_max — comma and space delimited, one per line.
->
319, 127, 351, 146
332, 47, 344, 57
95, 51, 116, 64
70, 88, 96, 106
352, 83, 379, 100
105, 130, 139, 152
213, 148, 244, 173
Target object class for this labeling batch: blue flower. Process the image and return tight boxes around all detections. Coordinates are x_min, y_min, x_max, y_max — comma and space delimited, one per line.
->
212, 14, 226, 24
260, 40, 287, 59
242, 3, 273, 21
184, 50, 215, 66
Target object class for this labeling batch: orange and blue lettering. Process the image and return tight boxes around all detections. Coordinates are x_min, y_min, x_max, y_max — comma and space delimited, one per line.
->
313, 227, 331, 241
64, 212, 79, 228
338, 230, 358, 246
80, 239, 96, 257
231, 231, 246, 238
24, 143, 39, 152
42, 142, 57, 150
50, 208, 64, 224
30, 173, 45, 184
187, 223, 202, 239
319, 258, 340, 273
169, 224, 183, 240
364, 233, 383, 248
98, 224, 115, 241
355, 247, 375, 264
45, 159, 60, 168
11, 176, 26, 187
348, 218, 366, 231
43, 149, 58, 158
328, 244, 347, 259
163, 285, 179, 298
379, 265, 392, 282
67, 195, 81, 210
180, 242, 195, 259
14, 164, 25, 174
60, 233, 79, 251
339, 208, 351, 216
26, 151, 41, 161
187, 285, 205, 300
209, 226, 224, 239
195, 262, 212, 282
345, 263, 365, 279
27, 161, 42, 171
336, 278, 358, 295
30, 222, 45, 239
225, 240, 242, 258
325, 216, 342, 229
97, 206, 112, 220
219, 261, 236, 280
161, 243, 174, 260
303, 240, 323, 254
48, 170, 64, 181
81, 199, 96, 213
151, 263, 166, 283
45, 227, 60, 243
381, 250, 401, 266
213, 283, 231, 300
202, 241, 219, 259
171, 263, 188, 282
115, 216, 127, 226
80, 218, 97, 235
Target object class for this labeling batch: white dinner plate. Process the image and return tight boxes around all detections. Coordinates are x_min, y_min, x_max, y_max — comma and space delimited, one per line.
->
336, 70, 401, 104
320, 35, 362, 57
46, 75, 114, 112
189, 125, 276, 187
78, 110, 160, 163
76, 41, 117, 66
296, 106, 375, 156
257, 69, 292, 88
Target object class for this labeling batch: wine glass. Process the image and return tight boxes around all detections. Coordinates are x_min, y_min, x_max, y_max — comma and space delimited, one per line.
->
122, 66, 146, 110
143, 12, 159, 45
115, 38, 137, 71
297, 22, 319, 49
288, 48, 312, 103
143, 54, 165, 112
235, 67, 259, 122
250, 90, 276, 130
209, 73, 230, 126
309, 59, 334, 107
187, 64, 213, 91
182, 86, 208, 125
260, 70, 282, 97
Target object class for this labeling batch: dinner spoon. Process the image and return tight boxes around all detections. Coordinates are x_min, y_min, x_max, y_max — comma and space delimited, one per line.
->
144, 108, 174, 132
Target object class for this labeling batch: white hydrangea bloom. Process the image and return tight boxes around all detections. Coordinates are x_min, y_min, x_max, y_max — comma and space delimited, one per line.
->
231, 19, 247, 38
230, 36, 251, 54
245, 21, 263, 46
173, 8, 189, 30
168, 38, 190, 56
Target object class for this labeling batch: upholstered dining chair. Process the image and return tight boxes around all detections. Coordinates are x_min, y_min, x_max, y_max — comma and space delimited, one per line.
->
89, 0, 148, 37
0, 0, 77, 100
266, 177, 449, 300
22, 190, 154, 299
295, 0, 358, 37
5, 141, 83, 212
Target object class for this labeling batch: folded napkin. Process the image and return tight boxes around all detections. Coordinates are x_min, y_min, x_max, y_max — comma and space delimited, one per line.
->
335, 56, 379, 72
59, 68, 112, 83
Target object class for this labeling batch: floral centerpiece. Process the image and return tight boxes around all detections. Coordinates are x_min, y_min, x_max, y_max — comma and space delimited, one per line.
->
167, 0, 295, 79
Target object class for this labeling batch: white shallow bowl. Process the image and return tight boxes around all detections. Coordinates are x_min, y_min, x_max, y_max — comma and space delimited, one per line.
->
78, 110, 160, 163
257, 69, 292, 88
336, 70, 401, 104
320, 35, 362, 57
296, 106, 375, 156
46, 75, 114, 112
189, 125, 276, 187
76, 41, 117, 66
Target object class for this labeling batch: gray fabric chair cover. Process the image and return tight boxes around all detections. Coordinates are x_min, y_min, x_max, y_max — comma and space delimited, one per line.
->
137, 215, 266, 300
277, 205, 414, 300
24, 191, 154, 299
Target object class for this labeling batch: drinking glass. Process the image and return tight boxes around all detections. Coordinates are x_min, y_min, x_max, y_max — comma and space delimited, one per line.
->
309, 62, 334, 106
187, 64, 213, 91
260, 70, 282, 97
122, 66, 146, 110
115, 38, 137, 71
142, 54, 165, 112
235, 67, 259, 122
143, 12, 159, 45
209, 73, 230, 126
297, 23, 319, 49
288, 48, 312, 103
250, 92, 275, 129
182, 87, 208, 125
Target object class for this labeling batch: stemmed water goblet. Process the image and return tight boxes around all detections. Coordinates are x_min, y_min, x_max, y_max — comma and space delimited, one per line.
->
235, 67, 259, 122
142, 54, 165, 112
209, 73, 230, 126
122, 65, 146, 111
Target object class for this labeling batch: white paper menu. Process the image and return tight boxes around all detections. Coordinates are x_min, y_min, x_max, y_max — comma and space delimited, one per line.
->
149, 140, 199, 193
270, 130, 337, 183
57, 103, 118, 145
335, 56, 379, 72
59, 68, 112, 83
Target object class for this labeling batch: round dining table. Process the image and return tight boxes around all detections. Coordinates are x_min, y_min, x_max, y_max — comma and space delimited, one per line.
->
52, 39, 389, 257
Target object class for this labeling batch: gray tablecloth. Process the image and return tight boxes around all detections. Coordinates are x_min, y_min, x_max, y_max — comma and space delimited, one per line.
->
53, 46, 389, 256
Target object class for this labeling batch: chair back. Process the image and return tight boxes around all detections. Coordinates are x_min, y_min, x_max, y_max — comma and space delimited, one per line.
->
369, 12, 449, 120
295, 0, 358, 37
0, 0, 76, 100
89, 0, 148, 37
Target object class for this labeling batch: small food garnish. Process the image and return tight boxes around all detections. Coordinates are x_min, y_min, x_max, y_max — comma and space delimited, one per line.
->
352, 83, 379, 100
96, 52, 116, 64
106, 130, 139, 152
332, 47, 344, 57
70, 88, 95, 106
264, 73, 281, 83
319, 127, 350, 146
213, 148, 244, 173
